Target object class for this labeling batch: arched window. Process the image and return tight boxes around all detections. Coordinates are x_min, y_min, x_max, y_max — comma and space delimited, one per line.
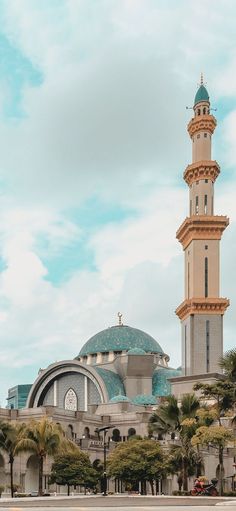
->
203, 107, 206, 115
112, 428, 121, 442
83, 427, 90, 439
128, 427, 136, 438
64, 388, 77, 411
197, 109, 200, 116
67, 424, 74, 439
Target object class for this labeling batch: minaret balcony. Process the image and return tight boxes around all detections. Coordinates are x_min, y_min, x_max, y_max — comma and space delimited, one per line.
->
188, 114, 217, 137
184, 160, 220, 186
176, 215, 229, 249
175, 297, 230, 321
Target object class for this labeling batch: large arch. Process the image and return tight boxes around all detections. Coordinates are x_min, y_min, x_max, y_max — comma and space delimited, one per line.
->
0, 454, 6, 488
26, 360, 108, 408
25, 455, 39, 493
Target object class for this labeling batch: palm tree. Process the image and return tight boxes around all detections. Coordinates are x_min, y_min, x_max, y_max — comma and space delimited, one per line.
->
149, 394, 200, 491
15, 418, 63, 496
149, 394, 199, 436
0, 421, 26, 498
219, 348, 236, 382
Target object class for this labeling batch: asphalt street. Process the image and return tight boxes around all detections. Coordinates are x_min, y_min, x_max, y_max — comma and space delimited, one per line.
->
0, 496, 236, 509
0, 506, 236, 511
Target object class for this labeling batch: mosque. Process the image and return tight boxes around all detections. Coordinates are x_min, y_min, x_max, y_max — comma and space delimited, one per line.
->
0, 79, 233, 495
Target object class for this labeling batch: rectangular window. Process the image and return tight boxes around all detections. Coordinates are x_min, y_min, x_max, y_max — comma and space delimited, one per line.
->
204, 133, 207, 138
195, 196, 199, 215
205, 179, 208, 183
197, 134, 200, 139
204, 194, 207, 214
206, 320, 210, 372
205, 257, 208, 297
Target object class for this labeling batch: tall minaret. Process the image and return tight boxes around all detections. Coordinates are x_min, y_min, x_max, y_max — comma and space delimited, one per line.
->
175, 77, 229, 377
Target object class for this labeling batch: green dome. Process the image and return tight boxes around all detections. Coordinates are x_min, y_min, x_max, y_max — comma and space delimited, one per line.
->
127, 347, 146, 355
78, 325, 163, 357
132, 394, 157, 406
194, 85, 209, 105
109, 395, 131, 403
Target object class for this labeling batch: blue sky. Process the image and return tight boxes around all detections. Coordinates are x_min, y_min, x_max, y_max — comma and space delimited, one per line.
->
0, 0, 236, 405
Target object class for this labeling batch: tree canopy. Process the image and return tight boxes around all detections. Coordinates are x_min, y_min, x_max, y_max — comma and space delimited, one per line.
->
108, 438, 165, 494
50, 450, 98, 495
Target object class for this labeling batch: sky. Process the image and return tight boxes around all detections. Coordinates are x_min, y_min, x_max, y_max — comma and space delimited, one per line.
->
0, 0, 236, 405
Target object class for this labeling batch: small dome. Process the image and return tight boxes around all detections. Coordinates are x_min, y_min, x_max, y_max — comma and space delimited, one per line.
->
152, 367, 182, 397
109, 395, 131, 403
194, 85, 209, 105
132, 394, 157, 406
127, 347, 146, 355
78, 325, 164, 357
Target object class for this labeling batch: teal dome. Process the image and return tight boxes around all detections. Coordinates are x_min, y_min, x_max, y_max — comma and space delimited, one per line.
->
152, 367, 182, 397
78, 325, 164, 357
127, 347, 146, 355
194, 85, 209, 105
132, 394, 157, 406
109, 395, 131, 403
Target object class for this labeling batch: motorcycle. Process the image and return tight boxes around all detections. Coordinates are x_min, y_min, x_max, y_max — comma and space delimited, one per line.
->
190, 478, 218, 496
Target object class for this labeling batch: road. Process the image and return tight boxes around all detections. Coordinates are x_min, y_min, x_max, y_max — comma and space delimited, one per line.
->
0, 506, 236, 511
0, 496, 236, 509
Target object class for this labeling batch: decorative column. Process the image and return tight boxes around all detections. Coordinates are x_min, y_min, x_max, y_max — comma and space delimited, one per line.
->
175, 77, 229, 376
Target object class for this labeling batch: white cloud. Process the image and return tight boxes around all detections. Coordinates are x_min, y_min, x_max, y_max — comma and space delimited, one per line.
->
0, 0, 235, 404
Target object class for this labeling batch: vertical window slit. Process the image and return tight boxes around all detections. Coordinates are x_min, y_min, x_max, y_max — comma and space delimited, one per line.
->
206, 320, 210, 372
196, 195, 199, 215
205, 257, 208, 298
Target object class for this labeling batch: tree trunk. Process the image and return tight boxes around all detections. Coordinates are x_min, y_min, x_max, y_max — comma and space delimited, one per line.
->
9, 455, 14, 498
67, 484, 70, 496
177, 474, 183, 491
150, 479, 154, 495
38, 456, 44, 496
182, 459, 188, 492
218, 445, 224, 496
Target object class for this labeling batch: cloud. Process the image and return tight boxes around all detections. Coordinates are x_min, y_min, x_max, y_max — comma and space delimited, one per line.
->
0, 0, 235, 405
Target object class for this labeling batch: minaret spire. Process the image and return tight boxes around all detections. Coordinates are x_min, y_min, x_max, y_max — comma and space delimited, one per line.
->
175, 79, 229, 377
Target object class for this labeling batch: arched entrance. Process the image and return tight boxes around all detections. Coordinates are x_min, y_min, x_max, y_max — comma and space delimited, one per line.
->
25, 455, 39, 493
0, 454, 6, 488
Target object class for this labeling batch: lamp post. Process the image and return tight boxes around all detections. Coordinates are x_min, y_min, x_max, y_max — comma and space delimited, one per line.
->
95, 425, 115, 496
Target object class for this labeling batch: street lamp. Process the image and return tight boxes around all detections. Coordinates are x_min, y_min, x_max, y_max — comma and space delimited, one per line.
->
95, 425, 115, 496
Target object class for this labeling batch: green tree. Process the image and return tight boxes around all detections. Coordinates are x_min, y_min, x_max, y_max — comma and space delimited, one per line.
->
149, 394, 200, 436
193, 382, 235, 424
108, 438, 165, 495
50, 450, 98, 495
191, 425, 233, 495
219, 348, 236, 382
0, 421, 26, 498
149, 394, 200, 491
15, 418, 64, 496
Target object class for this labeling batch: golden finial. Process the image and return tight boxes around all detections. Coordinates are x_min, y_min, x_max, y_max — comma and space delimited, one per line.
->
117, 312, 123, 326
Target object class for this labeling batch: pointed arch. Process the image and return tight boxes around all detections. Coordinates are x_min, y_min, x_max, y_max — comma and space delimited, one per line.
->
64, 388, 77, 411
